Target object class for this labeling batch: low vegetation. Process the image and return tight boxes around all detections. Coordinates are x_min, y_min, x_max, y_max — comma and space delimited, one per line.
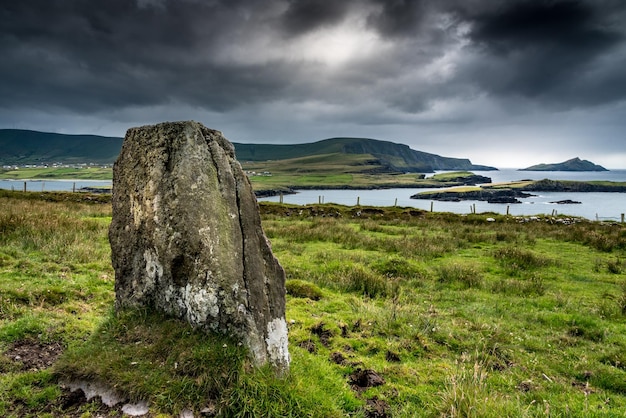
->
0, 167, 113, 180
1, 191, 626, 417
0, 163, 494, 192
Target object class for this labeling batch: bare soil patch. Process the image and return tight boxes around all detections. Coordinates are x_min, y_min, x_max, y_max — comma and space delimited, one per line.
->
5, 339, 64, 371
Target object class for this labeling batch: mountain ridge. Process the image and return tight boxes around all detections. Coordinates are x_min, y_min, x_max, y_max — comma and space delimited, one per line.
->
0, 129, 496, 172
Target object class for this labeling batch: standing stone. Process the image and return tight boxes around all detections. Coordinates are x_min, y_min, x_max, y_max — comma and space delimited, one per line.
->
109, 121, 289, 373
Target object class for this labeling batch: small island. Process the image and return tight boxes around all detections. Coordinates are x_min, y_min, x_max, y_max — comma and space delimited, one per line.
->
411, 178, 626, 203
520, 157, 607, 172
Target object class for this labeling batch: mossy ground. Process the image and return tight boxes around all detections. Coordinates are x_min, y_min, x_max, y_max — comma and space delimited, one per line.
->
1, 192, 625, 417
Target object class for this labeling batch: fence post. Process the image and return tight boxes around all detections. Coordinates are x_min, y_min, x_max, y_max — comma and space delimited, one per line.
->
430, 201, 434, 212
23, 181, 26, 192
506, 205, 510, 216
621, 213, 624, 223
73, 182, 76, 193
394, 198, 397, 207
356, 196, 360, 206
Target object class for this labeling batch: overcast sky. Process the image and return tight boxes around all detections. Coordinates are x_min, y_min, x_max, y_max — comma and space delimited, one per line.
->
1, 0, 625, 168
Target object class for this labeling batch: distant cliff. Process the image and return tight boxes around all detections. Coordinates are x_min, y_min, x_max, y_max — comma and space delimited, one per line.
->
0, 129, 496, 172
520, 157, 607, 172
234, 137, 496, 172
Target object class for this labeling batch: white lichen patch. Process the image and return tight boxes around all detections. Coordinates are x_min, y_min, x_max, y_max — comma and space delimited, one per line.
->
265, 317, 290, 368
143, 249, 163, 280
183, 284, 219, 326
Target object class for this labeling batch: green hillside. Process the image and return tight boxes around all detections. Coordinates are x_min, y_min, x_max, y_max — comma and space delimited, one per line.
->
0, 129, 495, 172
0, 129, 123, 165
235, 137, 495, 172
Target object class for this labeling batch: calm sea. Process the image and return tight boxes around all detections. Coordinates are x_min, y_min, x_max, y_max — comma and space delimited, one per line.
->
258, 169, 626, 221
2, 170, 625, 220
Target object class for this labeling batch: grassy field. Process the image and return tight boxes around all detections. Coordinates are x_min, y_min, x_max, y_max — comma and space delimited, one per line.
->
0, 167, 113, 180
1, 191, 626, 417
0, 161, 450, 190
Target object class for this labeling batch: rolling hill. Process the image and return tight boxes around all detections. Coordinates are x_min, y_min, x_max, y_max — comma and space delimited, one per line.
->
0, 129, 495, 172
0, 129, 123, 165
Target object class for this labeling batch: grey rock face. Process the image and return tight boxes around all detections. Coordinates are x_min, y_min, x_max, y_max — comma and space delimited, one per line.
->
109, 121, 289, 373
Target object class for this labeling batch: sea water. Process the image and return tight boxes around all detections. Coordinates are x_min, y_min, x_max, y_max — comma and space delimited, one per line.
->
258, 170, 626, 221
2, 171, 625, 220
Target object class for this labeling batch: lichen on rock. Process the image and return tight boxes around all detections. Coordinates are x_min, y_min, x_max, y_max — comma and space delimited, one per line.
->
109, 121, 289, 373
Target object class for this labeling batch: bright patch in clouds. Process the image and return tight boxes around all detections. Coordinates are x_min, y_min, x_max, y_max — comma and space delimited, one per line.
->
293, 18, 387, 67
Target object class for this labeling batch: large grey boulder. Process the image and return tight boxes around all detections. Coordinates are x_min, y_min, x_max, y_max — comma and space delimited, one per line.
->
109, 121, 289, 373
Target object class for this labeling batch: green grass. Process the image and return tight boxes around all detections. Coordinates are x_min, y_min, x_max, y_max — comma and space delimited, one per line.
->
1, 193, 626, 416
0, 167, 113, 180
429, 171, 473, 181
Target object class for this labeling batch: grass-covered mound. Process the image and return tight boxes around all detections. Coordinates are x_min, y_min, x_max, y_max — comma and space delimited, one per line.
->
1, 191, 626, 417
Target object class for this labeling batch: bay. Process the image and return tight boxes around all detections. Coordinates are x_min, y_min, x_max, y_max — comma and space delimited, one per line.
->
2, 170, 625, 220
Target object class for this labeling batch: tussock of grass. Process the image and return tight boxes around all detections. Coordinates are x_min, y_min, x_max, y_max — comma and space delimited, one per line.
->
286, 279, 324, 300
493, 246, 553, 272
436, 262, 484, 289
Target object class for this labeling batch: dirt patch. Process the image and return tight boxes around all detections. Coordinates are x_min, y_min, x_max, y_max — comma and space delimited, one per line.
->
5, 339, 64, 371
310, 322, 334, 347
298, 340, 317, 354
365, 396, 391, 418
385, 350, 401, 363
348, 368, 385, 392
60, 388, 88, 410
517, 380, 534, 393
330, 351, 347, 365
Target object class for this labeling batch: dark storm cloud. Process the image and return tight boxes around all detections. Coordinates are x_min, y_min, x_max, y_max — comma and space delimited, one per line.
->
0, 0, 284, 112
460, 0, 626, 106
280, 0, 350, 35
2, 0, 625, 114
1, 0, 626, 167
366, 0, 431, 38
